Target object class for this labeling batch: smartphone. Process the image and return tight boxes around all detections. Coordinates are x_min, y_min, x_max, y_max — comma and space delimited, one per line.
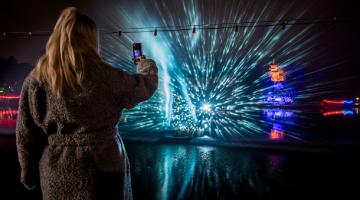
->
132, 43, 142, 64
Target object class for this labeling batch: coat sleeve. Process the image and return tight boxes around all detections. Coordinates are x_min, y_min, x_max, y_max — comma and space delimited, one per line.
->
16, 76, 47, 190
107, 59, 158, 109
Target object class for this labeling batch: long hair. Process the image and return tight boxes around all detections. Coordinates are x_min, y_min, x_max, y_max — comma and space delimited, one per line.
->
33, 7, 102, 97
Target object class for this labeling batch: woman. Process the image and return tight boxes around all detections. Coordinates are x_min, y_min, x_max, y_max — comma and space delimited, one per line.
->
15, 7, 158, 200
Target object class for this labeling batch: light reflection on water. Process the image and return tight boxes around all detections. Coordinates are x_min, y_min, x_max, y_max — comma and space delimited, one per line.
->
126, 142, 354, 200
127, 142, 287, 200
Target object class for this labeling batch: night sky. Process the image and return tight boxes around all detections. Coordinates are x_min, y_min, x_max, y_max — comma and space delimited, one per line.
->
0, 0, 357, 64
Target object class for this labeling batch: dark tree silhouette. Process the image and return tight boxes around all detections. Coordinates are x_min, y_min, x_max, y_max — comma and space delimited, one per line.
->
0, 56, 34, 94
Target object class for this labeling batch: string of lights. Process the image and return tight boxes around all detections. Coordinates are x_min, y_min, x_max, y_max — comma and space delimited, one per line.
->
0, 16, 352, 39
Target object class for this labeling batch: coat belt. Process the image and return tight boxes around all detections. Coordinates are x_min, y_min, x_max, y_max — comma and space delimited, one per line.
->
47, 133, 115, 146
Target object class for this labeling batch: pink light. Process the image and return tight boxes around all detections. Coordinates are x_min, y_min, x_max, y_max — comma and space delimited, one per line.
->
0, 119, 17, 127
322, 99, 344, 105
0, 109, 19, 116
0, 95, 20, 99
323, 110, 344, 116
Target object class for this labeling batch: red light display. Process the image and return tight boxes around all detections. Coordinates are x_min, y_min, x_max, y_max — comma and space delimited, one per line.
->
0, 119, 17, 127
322, 99, 344, 105
269, 64, 286, 82
0, 95, 20, 99
270, 129, 285, 140
0, 110, 18, 116
0, 109, 18, 128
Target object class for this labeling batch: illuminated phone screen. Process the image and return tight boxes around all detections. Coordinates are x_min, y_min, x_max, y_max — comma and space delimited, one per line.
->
133, 43, 142, 62
134, 49, 142, 58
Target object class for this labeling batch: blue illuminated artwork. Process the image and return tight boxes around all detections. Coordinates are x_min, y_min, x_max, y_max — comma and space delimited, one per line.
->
265, 83, 294, 105
91, 0, 355, 139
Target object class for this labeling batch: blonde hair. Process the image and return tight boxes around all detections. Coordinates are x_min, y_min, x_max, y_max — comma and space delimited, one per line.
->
33, 7, 102, 97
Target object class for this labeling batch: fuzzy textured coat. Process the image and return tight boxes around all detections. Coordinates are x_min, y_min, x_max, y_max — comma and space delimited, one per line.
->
16, 59, 158, 200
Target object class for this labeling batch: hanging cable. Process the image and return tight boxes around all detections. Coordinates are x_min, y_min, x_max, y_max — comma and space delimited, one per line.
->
0, 16, 352, 39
